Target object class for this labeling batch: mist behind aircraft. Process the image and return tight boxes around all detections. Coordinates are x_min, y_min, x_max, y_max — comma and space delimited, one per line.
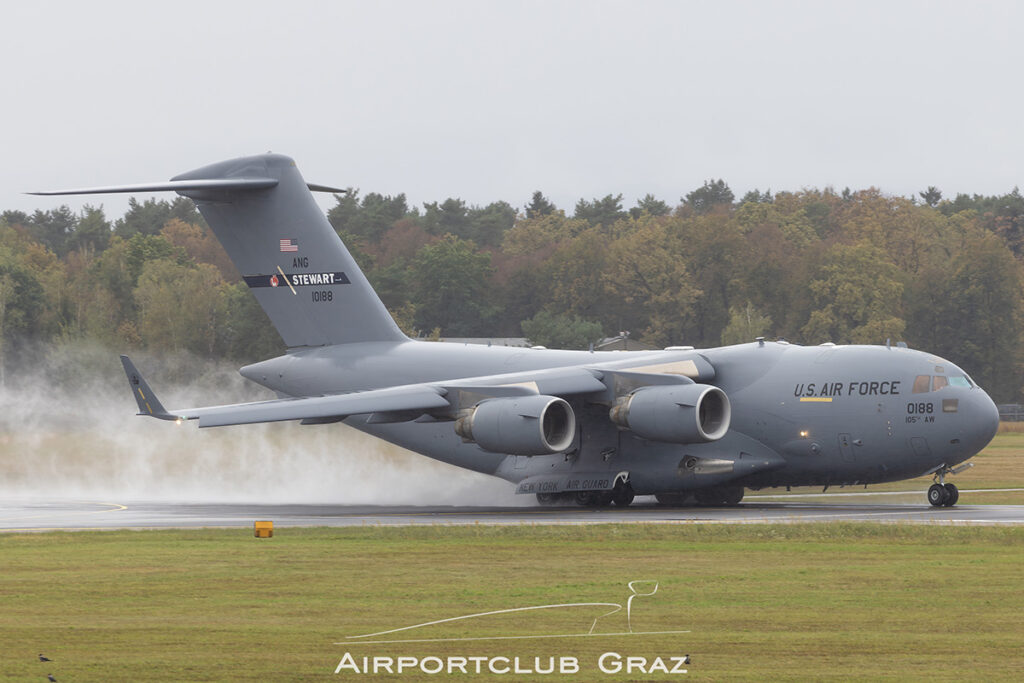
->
0, 343, 518, 505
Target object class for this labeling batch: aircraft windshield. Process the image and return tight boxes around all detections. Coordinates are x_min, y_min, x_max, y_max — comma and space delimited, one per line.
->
913, 374, 973, 392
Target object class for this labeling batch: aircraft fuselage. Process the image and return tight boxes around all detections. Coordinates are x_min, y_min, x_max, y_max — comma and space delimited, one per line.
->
242, 339, 998, 496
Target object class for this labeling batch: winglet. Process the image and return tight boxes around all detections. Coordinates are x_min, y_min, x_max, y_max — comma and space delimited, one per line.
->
119, 355, 179, 421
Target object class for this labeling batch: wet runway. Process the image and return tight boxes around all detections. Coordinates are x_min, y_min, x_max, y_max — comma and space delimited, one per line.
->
2, 491, 1024, 531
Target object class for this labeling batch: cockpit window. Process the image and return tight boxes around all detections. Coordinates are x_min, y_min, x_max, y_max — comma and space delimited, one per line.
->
914, 374, 972, 393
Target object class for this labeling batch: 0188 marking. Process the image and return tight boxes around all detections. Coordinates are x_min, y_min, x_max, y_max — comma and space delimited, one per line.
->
907, 402, 934, 414
906, 402, 935, 424
312, 290, 333, 303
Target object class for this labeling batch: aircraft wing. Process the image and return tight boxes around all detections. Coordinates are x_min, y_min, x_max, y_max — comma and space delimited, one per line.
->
120, 353, 710, 429
121, 355, 618, 428
122, 355, 451, 427
178, 384, 453, 428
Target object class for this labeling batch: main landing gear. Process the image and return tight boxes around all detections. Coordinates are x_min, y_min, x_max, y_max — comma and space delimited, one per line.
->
655, 486, 744, 507
927, 464, 970, 507
535, 480, 635, 507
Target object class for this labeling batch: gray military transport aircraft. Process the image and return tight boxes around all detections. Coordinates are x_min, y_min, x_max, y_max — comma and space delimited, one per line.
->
33, 154, 1000, 508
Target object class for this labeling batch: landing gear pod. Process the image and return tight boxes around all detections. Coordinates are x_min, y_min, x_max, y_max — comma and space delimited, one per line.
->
455, 395, 576, 455
609, 384, 730, 443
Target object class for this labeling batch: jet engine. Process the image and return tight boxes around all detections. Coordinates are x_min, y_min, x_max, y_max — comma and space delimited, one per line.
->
454, 395, 576, 455
609, 384, 730, 444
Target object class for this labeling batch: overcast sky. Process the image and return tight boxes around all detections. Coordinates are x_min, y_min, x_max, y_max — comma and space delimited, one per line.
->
3, 0, 1022, 220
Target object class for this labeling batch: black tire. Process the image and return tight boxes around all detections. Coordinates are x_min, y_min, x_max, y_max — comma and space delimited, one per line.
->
536, 492, 558, 506
654, 493, 689, 506
574, 491, 594, 506
721, 486, 745, 506
611, 482, 635, 507
943, 483, 959, 507
694, 489, 721, 506
927, 483, 948, 507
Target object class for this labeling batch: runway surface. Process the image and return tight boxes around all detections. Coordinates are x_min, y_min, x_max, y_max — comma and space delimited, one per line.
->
2, 490, 1024, 531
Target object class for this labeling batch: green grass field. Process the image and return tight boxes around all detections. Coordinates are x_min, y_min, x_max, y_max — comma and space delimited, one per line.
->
3, 432, 1023, 681
2, 525, 1023, 681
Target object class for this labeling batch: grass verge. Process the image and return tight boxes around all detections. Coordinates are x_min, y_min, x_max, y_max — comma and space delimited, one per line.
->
1, 524, 1022, 681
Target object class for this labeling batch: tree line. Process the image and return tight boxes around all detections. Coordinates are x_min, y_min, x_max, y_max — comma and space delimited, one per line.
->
2, 180, 1023, 401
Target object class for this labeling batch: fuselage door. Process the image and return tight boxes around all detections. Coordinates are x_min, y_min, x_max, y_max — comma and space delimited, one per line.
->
838, 433, 854, 462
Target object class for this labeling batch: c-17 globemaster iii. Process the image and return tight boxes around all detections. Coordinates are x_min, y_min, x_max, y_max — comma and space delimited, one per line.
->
33, 154, 999, 507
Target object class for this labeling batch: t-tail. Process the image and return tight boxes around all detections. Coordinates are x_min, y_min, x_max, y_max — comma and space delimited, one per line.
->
31, 154, 406, 348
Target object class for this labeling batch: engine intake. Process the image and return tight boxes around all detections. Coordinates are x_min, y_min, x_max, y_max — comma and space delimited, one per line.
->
609, 384, 730, 444
454, 395, 576, 455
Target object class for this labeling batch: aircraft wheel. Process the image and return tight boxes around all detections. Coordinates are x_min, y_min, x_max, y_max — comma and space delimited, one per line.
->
654, 493, 689, 506
536, 492, 558, 506
574, 491, 594, 506
592, 491, 614, 507
695, 489, 721, 506
611, 482, 635, 507
943, 483, 959, 507
721, 486, 744, 506
927, 483, 948, 507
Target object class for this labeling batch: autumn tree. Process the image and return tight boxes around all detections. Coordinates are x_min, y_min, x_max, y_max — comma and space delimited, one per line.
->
134, 259, 229, 355
801, 243, 905, 344
601, 217, 700, 345
115, 196, 203, 237
521, 310, 603, 350
67, 205, 111, 254
630, 194, 671, 218
161, 219, 237, 281
408, 235, 495, 336
720, 303, 773, 345
910, 233, 1024, 401
684, 179, 734, 214
525, 191, 556, 219
919, 186, 942, 207
542, 227, 617, 328
328, 190, 409, 241
26, 205, 76, 256
574, 194, 627, 227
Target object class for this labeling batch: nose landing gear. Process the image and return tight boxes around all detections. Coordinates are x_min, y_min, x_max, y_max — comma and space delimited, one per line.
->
927, 463, 972, 507
927, 482, 957, 507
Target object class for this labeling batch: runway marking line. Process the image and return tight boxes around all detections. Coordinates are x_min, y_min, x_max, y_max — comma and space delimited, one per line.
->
0, 501, 126, 523
747, 488, 1024, 499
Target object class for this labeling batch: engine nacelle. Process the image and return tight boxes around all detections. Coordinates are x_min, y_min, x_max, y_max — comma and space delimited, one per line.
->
454, 395, 576, 455
609, 384, 730, 444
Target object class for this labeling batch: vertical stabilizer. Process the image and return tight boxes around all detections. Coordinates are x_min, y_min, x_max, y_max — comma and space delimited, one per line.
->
172, 154, 406, 348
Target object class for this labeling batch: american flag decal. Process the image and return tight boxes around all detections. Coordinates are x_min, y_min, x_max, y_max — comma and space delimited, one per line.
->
279, 238, 298, 252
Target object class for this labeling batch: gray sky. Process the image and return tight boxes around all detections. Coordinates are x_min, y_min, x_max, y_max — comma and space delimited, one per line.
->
3, 0, 1022, 221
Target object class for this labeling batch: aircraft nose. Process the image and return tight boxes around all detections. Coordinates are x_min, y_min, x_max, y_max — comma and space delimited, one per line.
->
969, 389, 1000, 451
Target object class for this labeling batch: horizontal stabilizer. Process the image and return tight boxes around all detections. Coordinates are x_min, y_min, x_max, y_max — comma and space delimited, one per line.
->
28, 179, 345, 197
306, 183, 349, 194
28, 178, 279, 196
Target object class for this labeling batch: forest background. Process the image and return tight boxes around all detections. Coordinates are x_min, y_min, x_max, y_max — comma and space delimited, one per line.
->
3, 179, 1023, 402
